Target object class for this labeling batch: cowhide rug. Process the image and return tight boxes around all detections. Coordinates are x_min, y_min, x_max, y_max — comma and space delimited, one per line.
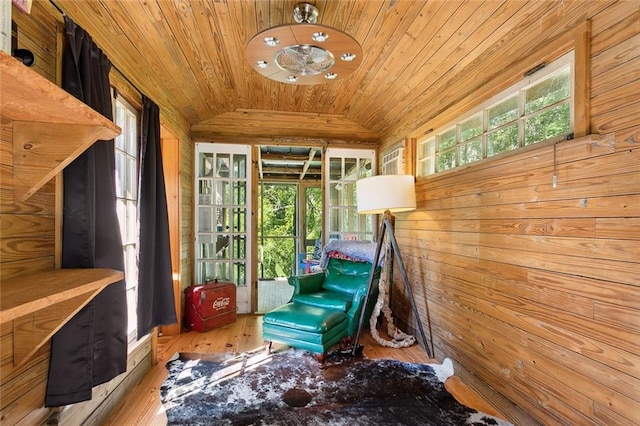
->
160, 348, 512, 425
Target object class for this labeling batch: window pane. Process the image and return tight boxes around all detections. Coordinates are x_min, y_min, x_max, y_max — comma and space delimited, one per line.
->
459, 138, 482, 165
235, 263, 246, 286
488, 96, 518, 130
525, 103, 571, 145
217, 207, 230, 231
115, 108, 125, 150
198, 234, 214, 259
342, 207, 355, 232
216, 240, 229, 259
418, 138, 436, 158
525, 68, 570, 114
329, 157, 342, 180
126, 287, 137, 336
199, 206, 213, 232
329, 208, 340, 231
126, 199, 136, 243
198, 180, 213, 204
216, 180, 230, 204
487, 124, 519, 156
233, 154, 246, 179
200, 153, 213, 177
438, 128, 456, 150
199, 261, 215, 283
358, 158, 372, 178
126, 156, 137, 199
360, 214, 373, 233
126, 114, 137, 155
234, 208, 246, 233
437, 148, 455, 171
418, 157, 435, 176
344, 158, 357, 180
216, 154, 230, 177
115, 151, 125, 197
215, 262, 230, 281
343, 182, 356, 206
233, 235, 246, 258
459, 114, 482, 142
233, 181, 245, 205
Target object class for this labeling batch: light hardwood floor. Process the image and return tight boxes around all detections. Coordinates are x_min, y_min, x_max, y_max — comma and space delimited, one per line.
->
104, 314, 503, 425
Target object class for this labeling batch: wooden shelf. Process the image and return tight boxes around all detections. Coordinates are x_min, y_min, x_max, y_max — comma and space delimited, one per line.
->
1, 268, 124, 367
0, 51, 121, 201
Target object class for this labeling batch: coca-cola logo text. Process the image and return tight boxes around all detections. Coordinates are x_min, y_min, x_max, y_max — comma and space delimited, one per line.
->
212, 297, 231, 311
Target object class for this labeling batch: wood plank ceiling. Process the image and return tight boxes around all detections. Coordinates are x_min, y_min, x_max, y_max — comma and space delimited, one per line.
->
54, 0, 609, 145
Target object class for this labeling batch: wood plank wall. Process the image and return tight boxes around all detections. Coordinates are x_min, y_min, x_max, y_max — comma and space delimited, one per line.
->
385, 3, 639, 425
1, 3, 61, 425
0, 3, 192, 425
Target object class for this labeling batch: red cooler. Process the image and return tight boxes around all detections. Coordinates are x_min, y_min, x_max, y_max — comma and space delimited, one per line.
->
184, 281, 237, 332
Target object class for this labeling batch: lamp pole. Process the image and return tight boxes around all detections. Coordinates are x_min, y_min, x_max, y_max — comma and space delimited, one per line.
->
352, 210, 433, 358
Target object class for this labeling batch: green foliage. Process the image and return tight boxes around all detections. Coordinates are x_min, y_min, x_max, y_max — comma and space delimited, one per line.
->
259, 183, 297, 278
525, 103, 571, 145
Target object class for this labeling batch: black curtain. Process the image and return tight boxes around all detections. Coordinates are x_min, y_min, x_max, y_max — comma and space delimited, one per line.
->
137, 95, 177, 338
46, 17, 127, 407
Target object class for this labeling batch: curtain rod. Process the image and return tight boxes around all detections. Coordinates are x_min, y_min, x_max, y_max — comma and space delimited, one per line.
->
49, 0, 146, 100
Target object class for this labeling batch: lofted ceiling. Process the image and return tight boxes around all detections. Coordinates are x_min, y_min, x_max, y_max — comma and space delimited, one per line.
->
52, 0, 612, 179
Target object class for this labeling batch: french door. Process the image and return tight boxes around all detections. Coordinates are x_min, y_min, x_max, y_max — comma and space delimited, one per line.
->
195, 143, 252, 313
324, 148, 376, 242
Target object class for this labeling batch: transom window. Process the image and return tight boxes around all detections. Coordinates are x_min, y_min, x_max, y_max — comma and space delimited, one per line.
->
417, 51, 574, 176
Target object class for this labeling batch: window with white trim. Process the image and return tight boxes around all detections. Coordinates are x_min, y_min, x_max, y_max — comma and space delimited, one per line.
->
417, 51, 574, 176
114, 96, 139, 347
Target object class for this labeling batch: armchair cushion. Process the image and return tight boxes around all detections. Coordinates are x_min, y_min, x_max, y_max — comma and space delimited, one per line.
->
322, 258, 375, 294
263, 303, 346, 333
292, 291, 353, 311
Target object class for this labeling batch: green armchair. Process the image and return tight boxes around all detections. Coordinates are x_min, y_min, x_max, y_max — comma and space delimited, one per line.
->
262, 257, 380, 355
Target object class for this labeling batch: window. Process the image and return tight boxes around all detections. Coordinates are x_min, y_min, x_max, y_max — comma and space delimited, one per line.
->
417, 51, 574, 176
114, 96, 139, 347
382, 146, 405, 175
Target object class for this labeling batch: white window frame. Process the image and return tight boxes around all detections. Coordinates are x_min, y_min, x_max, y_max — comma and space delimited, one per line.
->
113, 95, 139, 348
417, 50, 574, 176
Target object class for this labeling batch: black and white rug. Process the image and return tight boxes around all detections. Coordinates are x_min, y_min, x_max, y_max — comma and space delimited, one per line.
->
160, 348, 512, 425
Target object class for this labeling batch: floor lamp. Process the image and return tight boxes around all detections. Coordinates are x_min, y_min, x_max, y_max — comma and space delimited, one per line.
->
352, 175, 433, 358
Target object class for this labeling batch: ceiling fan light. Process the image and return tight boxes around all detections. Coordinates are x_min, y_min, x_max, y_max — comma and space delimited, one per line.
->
312, 32, 329, 42
341, 52, 356, 62
264, 36, 279, 47
246, 3, 362, 85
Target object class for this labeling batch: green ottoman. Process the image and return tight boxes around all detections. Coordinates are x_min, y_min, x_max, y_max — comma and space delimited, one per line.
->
262, 303, 348, 355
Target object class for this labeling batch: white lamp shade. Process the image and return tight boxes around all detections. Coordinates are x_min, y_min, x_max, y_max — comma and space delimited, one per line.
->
356, 175, 416, 214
